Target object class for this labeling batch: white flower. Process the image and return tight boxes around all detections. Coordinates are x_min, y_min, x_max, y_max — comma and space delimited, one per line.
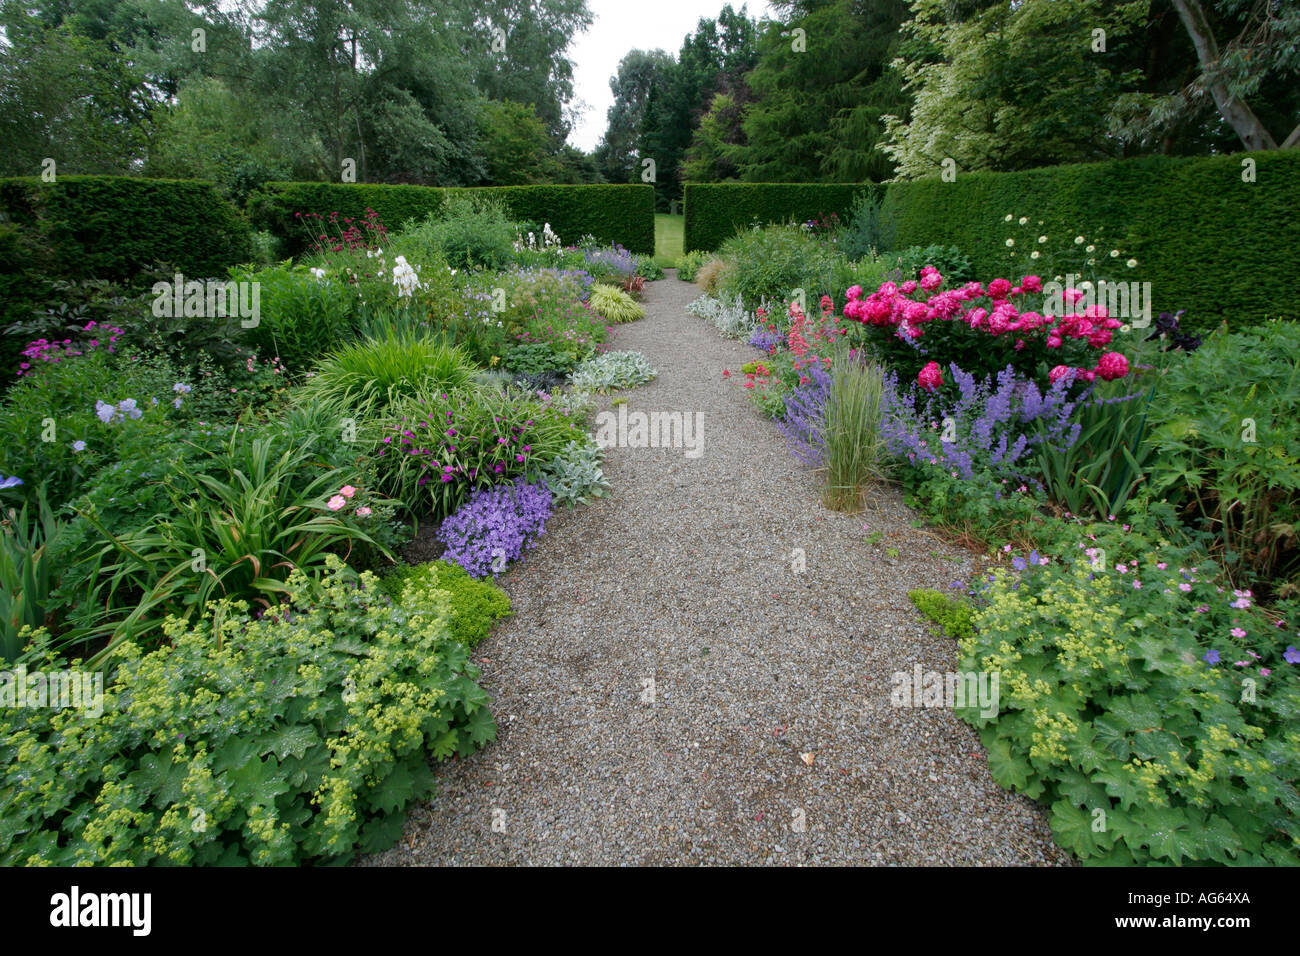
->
1038, 235, 1047, 243
1006, 238, 1015, 247
1086, 244, 1096, 253
1005, 214, 1014, 222
1030, 250, 1041, 259
310, 267, 327, 281
1126, 258, 1138, 269
1018, 216, 1028, 225
1110, 249, 1120, 257
1075, 236, 1085, 244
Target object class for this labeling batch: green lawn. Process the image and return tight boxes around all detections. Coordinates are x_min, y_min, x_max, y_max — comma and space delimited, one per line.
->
654, 213, 684, 269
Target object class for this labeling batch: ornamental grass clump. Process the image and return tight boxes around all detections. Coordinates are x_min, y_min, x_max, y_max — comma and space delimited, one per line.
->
437, 478, 553, 578
821, 349, 889, 512
588, 284, 645, 323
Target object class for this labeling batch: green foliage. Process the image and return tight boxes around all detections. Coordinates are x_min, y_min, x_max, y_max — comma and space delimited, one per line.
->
502, 342, 577, 379
569, 350, 656, 393
587, 284, 645, 323
907, 588, 975, 640
378, 559, 511, 648
0, 487, 59, 663
374, 385, 583, 519
822, 350, 889, 512
230, 263, 359, 376
0, 177, 252, 282
883, 245, 974, 285
80, 429, 392, 653
249, 182, 656, 256
0, 557, 495, 865
1034, 376, 1158, 520
715, 224, 840, 310
839, 188, 897, 261
676, 250, 710, 282
540, 439, 609, 507
635, 257, 665, 280
401, 195, 518, 271
960, 550, 1300, 865
296, 329, 477, 426
1143, 321, 1300, 588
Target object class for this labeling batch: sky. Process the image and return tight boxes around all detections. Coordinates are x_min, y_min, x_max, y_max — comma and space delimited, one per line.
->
565, 0, 779, 153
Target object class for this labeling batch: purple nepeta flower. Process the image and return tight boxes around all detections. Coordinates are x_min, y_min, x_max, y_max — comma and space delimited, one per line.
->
775, 361, 833, 467
748, 327, 785, 353
1285, 646, 1300, 664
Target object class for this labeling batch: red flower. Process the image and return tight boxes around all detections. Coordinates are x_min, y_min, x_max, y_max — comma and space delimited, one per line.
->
917, 361, 943, 391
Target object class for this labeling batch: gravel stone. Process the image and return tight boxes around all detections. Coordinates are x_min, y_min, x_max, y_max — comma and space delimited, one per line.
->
360, 272, 1070, 867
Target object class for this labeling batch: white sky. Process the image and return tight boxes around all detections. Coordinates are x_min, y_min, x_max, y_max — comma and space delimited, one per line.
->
565, 0, 780, 152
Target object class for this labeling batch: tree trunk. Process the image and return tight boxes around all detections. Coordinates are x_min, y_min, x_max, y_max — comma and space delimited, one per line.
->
1170, 0, 1279, 150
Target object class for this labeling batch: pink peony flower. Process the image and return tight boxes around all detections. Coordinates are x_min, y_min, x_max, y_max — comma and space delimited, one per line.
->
1048, 365, 1073, 384
917, 361, 943, 391
1095, 352, 1129, 381
988, 278, 1012, 299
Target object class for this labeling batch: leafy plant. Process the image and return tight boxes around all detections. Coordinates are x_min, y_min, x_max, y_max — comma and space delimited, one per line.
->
233, 262, 358, 375
959, 548, 1300, 865
0, 486, 60, 663
378, 559, 511, 648
80, 430, 392, 654
0, 558, 495, 865
685, 293, 756, 340
540, 439, 609, 507
568, 350, 656, 392
840, 188, 897, 262
296, 328, 477, 426
588, 284, 645, 324
1143, 321, 1300, 589
676, 250, 710, 283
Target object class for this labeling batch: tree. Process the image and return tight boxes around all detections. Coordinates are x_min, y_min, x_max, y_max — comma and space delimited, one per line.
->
879, 0, 1150, 179
1115, 0, 1300, 150
682, 92, 745, 181
477, 99, 556, 184
736, 0, 912, 183
594, 49, 675, 184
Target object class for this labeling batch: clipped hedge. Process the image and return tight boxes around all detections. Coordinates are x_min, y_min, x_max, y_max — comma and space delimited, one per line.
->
0, 176, 252, 281
683, 182, 866, 253
249, 182, 656, 255
684, 151, 1300, 332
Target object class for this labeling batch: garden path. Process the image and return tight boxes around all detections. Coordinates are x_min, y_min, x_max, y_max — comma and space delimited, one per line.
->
363, 273, 1068, 866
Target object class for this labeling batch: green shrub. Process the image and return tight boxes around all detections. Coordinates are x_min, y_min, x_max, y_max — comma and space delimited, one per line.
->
296, 329, 477, 426
0, 557, 495, 865
232, 263, 359, 377
635, 257, 665, 280
907, 588, 975, 640
715, 224, 840, 310
959, 546, 1300, 865
502, 342, 577, 378
400, 195, 517, 271
676, 250, 710, 282
839, 187, 897, 261
249, 182, 655, 256
588, 284, 645, 323
378, 559, 511, 648
1143, 321, 1300, 589
883, 245, 974, 284
0, 176, 252, 282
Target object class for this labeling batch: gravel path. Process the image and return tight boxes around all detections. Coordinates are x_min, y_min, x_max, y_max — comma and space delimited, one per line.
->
363, 273, 1069, 866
